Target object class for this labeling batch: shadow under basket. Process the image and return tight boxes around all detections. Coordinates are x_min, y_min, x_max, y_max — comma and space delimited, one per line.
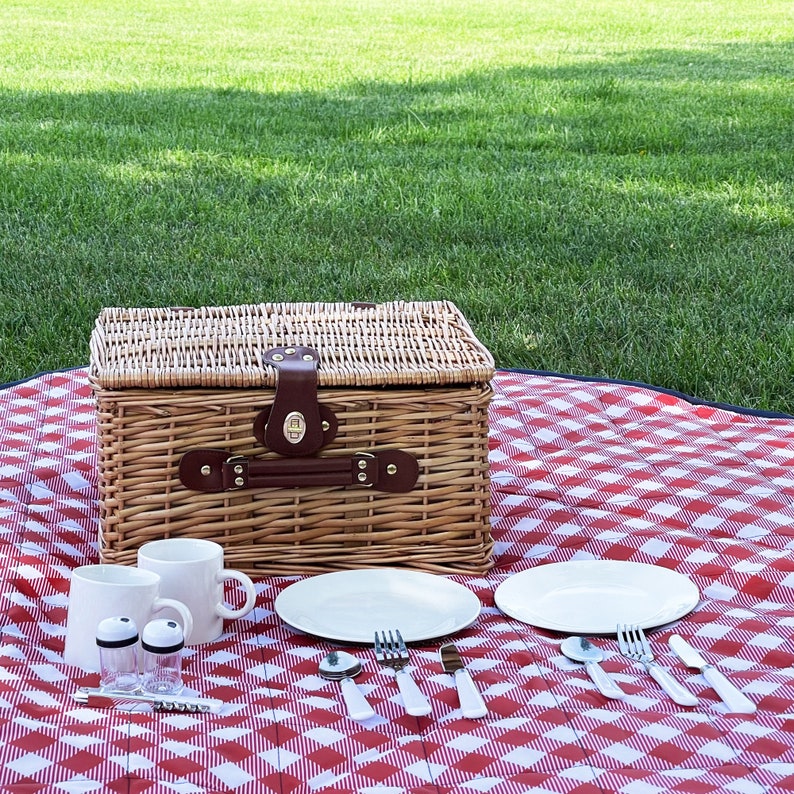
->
89, 300, 495, 576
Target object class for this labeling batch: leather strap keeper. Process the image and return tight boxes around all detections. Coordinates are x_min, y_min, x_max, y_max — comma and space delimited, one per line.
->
180, 449, 419, 493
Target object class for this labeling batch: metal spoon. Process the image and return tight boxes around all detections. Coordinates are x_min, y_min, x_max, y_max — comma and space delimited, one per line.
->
560, 636, 625, 699
319, 650, 376, 721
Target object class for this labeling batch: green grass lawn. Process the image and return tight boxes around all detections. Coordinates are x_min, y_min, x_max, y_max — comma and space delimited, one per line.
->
1, 0, 793, 411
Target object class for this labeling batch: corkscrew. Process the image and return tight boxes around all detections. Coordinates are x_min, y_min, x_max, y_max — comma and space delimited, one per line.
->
73, 687, 223, 713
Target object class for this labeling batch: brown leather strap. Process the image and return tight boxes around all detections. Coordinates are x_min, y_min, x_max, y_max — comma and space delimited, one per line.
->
179, 449, 419, 493
260, 346, 336, 457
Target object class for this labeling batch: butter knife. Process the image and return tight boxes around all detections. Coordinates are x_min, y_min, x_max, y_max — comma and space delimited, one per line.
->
668, 635, 756, 714
73, 687, 223, 714
439, 643, 487, 719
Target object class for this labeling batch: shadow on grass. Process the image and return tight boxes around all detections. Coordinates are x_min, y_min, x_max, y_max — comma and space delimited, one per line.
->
0, 41, 793, 408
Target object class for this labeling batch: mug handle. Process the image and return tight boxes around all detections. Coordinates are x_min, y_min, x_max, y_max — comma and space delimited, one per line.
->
153, 597, 194, 644
215, 570, 257, 620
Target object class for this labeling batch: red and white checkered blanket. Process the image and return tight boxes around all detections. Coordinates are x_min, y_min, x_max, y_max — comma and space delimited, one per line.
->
1, 368, 793, 793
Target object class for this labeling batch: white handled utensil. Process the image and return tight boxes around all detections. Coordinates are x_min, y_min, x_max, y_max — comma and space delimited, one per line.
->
319, 650, 376, 721
440, 643, 488, 718
374, 630, 432, 717
668, 634, 756, 714
617, 624, 698, 707
561, 636, 625, 699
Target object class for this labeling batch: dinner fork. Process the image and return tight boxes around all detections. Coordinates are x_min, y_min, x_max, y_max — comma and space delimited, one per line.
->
617, 624, 698, 706
374, 630, 432, 716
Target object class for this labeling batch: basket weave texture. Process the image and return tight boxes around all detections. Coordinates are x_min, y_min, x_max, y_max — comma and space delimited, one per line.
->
90, 301, 495, 575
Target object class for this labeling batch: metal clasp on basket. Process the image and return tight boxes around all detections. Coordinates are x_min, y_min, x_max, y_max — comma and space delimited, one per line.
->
257, 346, 338, 457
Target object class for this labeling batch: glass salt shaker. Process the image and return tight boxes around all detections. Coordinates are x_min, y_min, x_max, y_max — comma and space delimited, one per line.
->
141, 619, 185, 695
96, 616, 140, 693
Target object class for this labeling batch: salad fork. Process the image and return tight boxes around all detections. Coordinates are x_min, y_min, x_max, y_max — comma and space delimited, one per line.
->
617, 624, 698, 706
374, 630, 432, 716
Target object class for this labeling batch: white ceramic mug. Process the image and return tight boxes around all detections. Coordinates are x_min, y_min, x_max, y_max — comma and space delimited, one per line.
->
64, 565, 194, 672
137, 538, 257, 645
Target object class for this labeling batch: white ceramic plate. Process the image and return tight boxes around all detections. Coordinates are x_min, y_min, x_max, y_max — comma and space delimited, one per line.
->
274, 568, 482, 644
494, 560, 699, 634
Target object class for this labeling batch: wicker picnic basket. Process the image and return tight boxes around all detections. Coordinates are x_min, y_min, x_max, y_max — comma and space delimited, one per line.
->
89, 301, 495, 575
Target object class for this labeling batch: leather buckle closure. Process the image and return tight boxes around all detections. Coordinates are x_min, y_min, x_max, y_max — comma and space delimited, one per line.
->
256, 346, 338, 457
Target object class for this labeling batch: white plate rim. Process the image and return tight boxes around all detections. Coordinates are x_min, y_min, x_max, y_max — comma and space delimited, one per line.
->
494, 560, 699, 634
274, 568, 482, 643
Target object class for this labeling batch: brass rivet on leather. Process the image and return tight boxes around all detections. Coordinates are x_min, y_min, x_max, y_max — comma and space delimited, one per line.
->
302, 354, 314, 361
358, 459, 368, 469
234, 464, 244, 475
357, 472, 368, 482
321, 420, 330, 431
272, 353, 284, 361
285, 348, 296, 355
234, 477, 245, 487
200, 465, 212, 476
386, 464, 398, 475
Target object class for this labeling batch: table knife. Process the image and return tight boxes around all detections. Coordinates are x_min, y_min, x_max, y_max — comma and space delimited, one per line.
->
439, 643, 488, 719
73, 687, 223, 714
668, 635, 756, 714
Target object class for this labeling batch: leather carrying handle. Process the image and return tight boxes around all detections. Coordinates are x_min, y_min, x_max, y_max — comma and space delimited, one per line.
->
180, 449, 419, 493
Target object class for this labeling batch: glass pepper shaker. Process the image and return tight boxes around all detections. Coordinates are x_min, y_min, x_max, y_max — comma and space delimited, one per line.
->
141, 619, 185, 695
96, 616, 140, 693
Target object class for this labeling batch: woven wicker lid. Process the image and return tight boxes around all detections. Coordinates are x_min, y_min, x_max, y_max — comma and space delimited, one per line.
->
89, 301, 494, 389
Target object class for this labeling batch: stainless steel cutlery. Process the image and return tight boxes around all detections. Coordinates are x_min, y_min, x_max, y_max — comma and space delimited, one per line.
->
669, 634, 756, 714
314, 632, 488, 721
313, 623, 753, 722
560, 636, 625, 699
374, 629, 432, 716
439, 642, 488, 718
617, 624, 698, 706
319, 650, 376, 722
